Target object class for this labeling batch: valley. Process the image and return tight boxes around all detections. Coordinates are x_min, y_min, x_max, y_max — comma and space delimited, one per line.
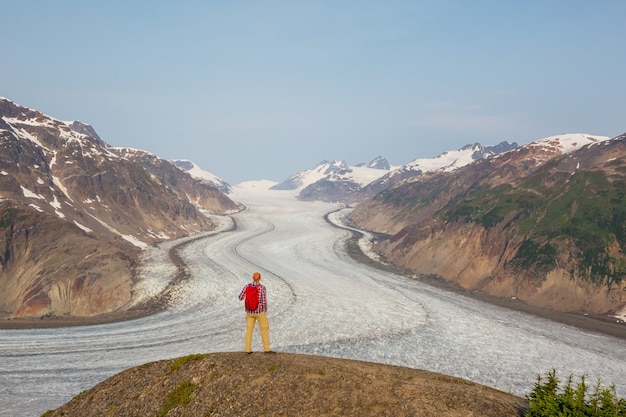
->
1, 186, 625, 416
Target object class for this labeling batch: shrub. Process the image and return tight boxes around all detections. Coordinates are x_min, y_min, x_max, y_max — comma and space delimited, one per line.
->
510, 239, 557, 275
526, 369, 626, 416
157, 380, 199, 417
170, 353, 208, 372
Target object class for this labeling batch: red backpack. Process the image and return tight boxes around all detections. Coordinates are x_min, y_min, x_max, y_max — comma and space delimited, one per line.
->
244, 285, 259, 311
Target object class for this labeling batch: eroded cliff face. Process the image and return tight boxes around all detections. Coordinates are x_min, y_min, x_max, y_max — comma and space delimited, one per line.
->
352, 133, 626, 317
378, 218, 626, 315
0, 203, 135, 318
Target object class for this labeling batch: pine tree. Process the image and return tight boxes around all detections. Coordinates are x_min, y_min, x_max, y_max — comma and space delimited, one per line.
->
526, 370, 625, 417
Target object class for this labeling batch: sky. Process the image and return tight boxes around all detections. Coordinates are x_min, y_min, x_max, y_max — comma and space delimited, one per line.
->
2, 1, 625, 185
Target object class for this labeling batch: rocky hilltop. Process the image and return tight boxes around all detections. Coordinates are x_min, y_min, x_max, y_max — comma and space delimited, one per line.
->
350, 133, 626, 318
45, 352, 527, 417
0, 98, 238, 322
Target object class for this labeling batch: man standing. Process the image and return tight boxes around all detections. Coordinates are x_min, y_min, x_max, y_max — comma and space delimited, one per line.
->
238, 271, 273, 354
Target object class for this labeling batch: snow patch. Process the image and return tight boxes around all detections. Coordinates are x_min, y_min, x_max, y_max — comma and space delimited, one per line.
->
172, 159, 229, 187
146, 229, 171, 240
52, 176, 73, 202
121, 234, 148, 249
74, 221, 92, 233
49, 195, 61, 210
21, 186, 44, 200
3, 123, 50, 151
404, 146, 477, 173
83, 211, 148, 249
528, 133, 610, 154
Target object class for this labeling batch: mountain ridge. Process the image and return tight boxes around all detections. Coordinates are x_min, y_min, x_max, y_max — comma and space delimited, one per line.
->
351, 141, 519, 202
269, 142, 517, 203
349, 132, 626, 318
0, 97, 238, 321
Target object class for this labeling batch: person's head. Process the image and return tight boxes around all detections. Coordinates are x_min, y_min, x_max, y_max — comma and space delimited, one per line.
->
252, 272, 261, 281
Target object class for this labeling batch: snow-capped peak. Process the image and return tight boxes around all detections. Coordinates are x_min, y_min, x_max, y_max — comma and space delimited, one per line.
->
399, 142, 516, 175
0, 98, 117, 162
357, 155, 391, 170
271, 157, 394, 192
527, 133, 610, 154
172, 159, 232, 193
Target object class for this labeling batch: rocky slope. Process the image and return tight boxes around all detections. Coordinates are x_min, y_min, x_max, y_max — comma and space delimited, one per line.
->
350, 133, 626, 317
172, 159, 233, 194
0, 98, 238, 321
271, 157, 394, 202
271, 143, 516, 203
351, 141, 518, 202
44, 352, 527, 417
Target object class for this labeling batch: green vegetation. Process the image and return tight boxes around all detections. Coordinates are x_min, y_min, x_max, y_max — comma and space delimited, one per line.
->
380, 178, 452, 209
444, 184, 540, 230
526, 369, 626, 416
510, 239, 558, 276
157, 380, 199, 417
170, 353, 209, 372
442, 169, 626, 287
0, 207, 18, 229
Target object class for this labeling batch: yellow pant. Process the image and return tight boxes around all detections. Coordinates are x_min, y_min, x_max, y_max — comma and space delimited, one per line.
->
245, 312, 270, 352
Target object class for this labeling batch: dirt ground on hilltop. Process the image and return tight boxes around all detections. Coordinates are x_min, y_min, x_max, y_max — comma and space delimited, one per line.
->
46, 352, 528, 417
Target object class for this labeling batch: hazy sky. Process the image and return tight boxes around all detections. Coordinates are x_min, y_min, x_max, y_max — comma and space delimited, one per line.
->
3, 1, 625, 184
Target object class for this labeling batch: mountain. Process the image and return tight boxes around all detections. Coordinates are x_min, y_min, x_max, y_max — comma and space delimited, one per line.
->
0, 97, 238, 321
271, 157, 395, 202
172, 159, 233, 194
271, 158, 392, 191
271, 143, 517, 203
356, 155, 391, 170
352, 141, 518, 202
349, 133, 626, 316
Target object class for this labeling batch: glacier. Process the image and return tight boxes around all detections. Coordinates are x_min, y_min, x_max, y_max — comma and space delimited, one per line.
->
0, 185, 624, 416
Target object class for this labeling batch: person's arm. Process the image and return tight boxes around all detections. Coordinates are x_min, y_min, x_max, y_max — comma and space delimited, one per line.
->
259, 286, 267, 310
238, 285, 247, 301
